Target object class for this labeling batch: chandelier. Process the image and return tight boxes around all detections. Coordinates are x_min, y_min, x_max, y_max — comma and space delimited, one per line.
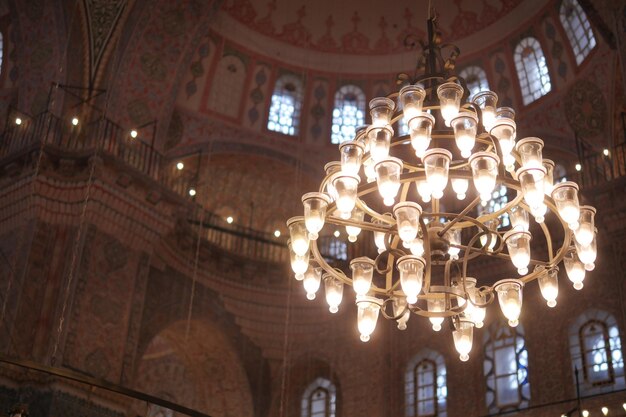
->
286, 16, 598, 362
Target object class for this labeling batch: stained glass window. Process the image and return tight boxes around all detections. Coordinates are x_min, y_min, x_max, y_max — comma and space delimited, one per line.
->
458, 66, 490, 99
302, 377, 337, 417
478, 185, 510, 228
514, 38, 552, 105
331, 85, 366, 144
569, 310, 625, 395
405, 349, 447, 417
267, 74, 304, 136
560, 0, 596, 64
484, 321, 530, 414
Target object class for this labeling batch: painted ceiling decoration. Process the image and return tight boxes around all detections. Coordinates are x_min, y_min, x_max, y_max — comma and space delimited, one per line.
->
83, 0, 127, 85
222, 0, 524, 55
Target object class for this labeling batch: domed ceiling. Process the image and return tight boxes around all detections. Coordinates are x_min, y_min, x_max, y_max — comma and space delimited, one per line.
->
217, 0, 549, 60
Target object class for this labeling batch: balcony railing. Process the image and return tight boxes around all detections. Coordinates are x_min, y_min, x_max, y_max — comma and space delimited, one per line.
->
0, 112, 290, 264
578, 141, 626, 189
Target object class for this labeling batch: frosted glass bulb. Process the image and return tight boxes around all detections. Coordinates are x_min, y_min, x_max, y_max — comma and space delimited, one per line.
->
495, 279, 523, 327
575, 206, 596, 246
415, 180, 432, 203
552, 182, 580, 230
324, 276, 344, 313
345, 209, 365, 242
303, 266, 322, 300
410, 237, 425, 256
368, 126, 393, 162
302, 193, 330, 240
517, 167, 545, 211
394, 202, 422, 246
400, 85, 426, 121
539, 269, 559, 308
564, 253, 585, 290
375, 158, 403, 207
357, 297, 381, 342
451, 113, 478, 158
393, 297, 410, 330
437, 82, 464, 125
397, 255, 425, 305
409, 113, 434, 158
287, 217, 309, 256
350, 257, 375, 296
369, 97, 395, 127
504, 230, 531, 276
515, 137, 544, 169
470, 152, 499, 203
332, 174, 360, 218
451, 177, 469, 200
428, 298, 445, 331
339, 141, 364, 176
453, 320, 474, 362
482, 108, 496, 131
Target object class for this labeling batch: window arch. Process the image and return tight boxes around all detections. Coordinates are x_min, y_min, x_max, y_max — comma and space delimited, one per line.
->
331, 85, 366, 144
484, 320, 530, 414
207, 55, 246, 118
514, 37, 552, 105
458, 66, 490, 99
560, 0, 596, 64
405, 349, 447, 417
301, 377, 337, 417
569, 309, 625, 395
268, 74, 304, 135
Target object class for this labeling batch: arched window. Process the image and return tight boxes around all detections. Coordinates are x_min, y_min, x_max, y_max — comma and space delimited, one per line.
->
331, 85, 366, 144
560, 0, 596, 64
458, 66, 490, 99
514, 38, 552, 105
301, 377, 337, 417
405, 349, 447, 417
207, 55, 247, 118
484, 321, 530, 414
569, 310, 625, 395
267, 74, 304, 135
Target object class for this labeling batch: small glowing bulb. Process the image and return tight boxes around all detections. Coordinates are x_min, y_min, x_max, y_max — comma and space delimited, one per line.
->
188, 188, 196, 196
582, 410, 589, 417
130, 129, 138, 138
15, 117, 22, 125
274, 230, 281, 238
71, 117, 79, 126
603, 149, 609, 156
176, 162, 184, 170
226, 216, 234, 224
334, 230, 340, 238
575, 163, 582, 171
601, 406, 608, 416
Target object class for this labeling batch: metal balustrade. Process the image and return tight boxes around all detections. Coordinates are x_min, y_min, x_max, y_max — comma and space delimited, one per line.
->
0, 112, 289, 264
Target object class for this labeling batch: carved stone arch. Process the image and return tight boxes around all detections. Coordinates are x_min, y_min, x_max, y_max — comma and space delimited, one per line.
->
135, 319, 254, 417
135, 264, 271, 417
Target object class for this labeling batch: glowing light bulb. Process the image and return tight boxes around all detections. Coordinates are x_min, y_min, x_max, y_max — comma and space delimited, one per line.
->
176, 162, 184, 170
130, 130, 138, 138
287, 217, 310, 256
303, 265, 322, 300
188, 188, 196, 196
71, 117, 79, 126
415, 180, 432, 203
302, 192, 331, 240
324, 275, 344, 313
538, 269, 559, 308
274, 230, 281, 238
451, 177, 469, 200
350, 257, 375, 296
453, 319, 474, 361
357, 296, 382, 342
397, 255, 425, 305
495, 279, 524, 327
428, 298, 445, 331
15, 117, 22, 125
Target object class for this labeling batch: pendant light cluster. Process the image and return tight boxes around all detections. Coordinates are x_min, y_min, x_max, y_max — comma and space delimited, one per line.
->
286, 17, 597, 362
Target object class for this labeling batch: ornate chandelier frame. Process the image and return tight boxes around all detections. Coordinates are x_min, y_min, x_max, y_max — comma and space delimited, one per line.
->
286, 16, 597, 361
